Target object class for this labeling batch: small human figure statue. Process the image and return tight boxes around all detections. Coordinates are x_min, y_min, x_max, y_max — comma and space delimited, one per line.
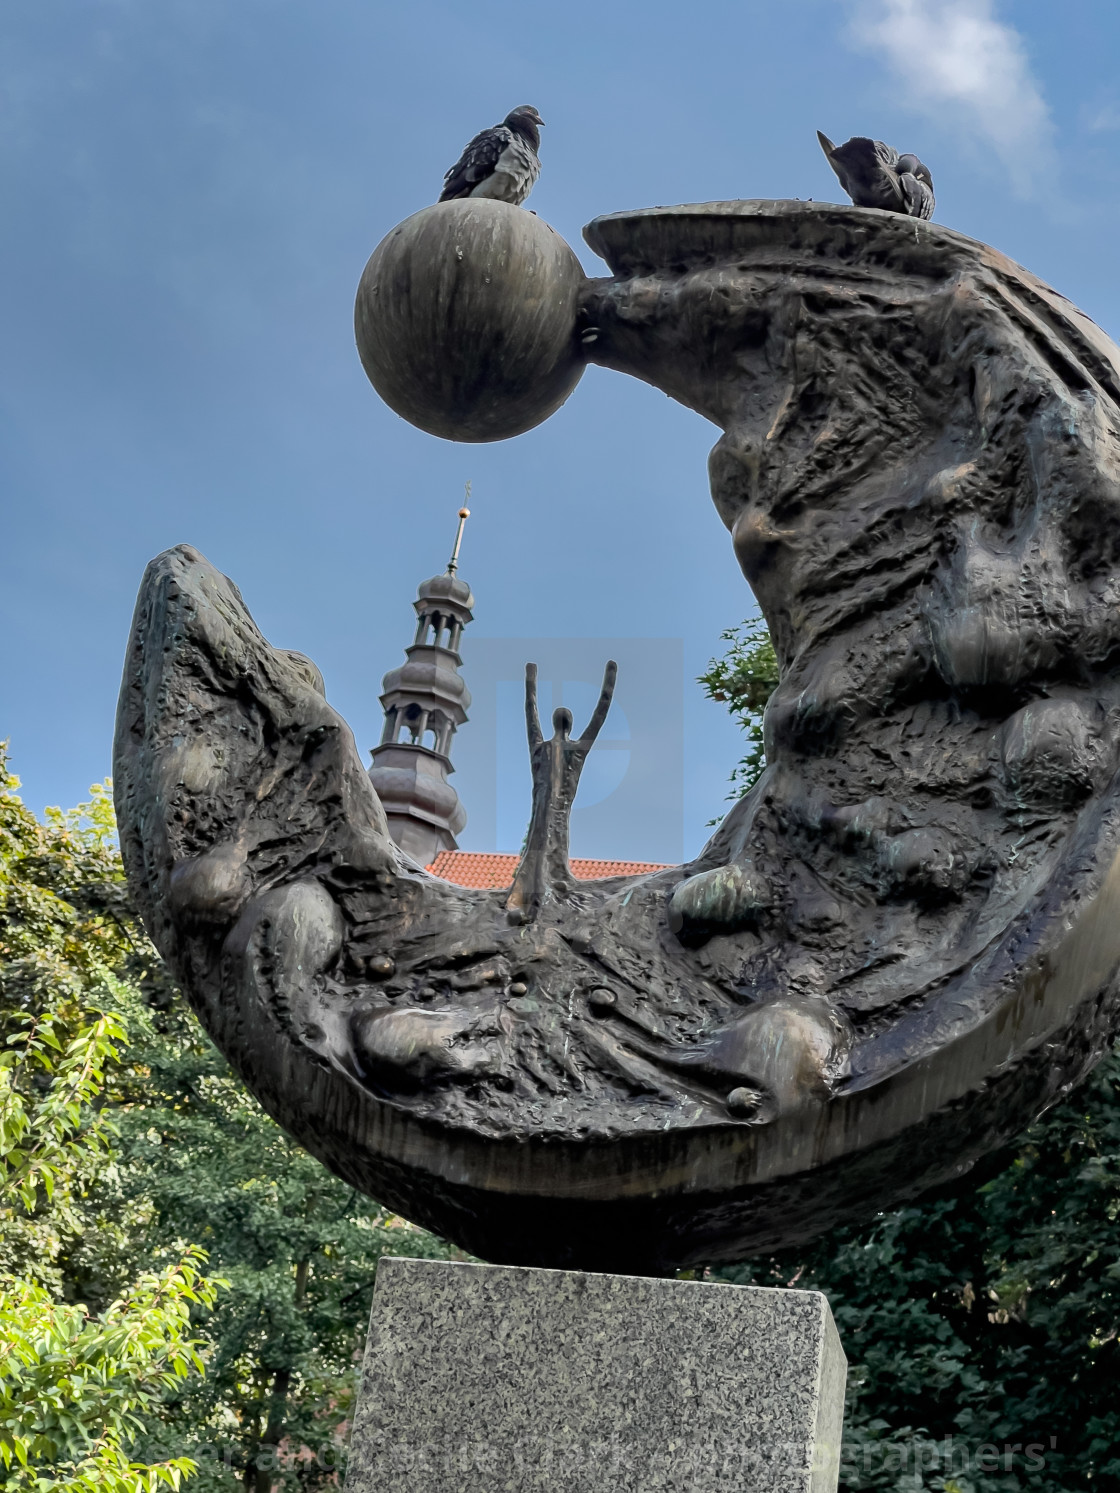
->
506, 660, 618, 923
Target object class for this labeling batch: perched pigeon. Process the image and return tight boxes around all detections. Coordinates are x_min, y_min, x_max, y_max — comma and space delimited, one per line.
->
817, 131, 935, 220
438, 106, 544, 207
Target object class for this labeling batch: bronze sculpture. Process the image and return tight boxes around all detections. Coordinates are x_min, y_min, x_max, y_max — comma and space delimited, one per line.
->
115, 198, 1120, 1273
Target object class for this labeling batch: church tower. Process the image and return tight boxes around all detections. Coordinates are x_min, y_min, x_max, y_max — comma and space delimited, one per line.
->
368, 507, 473, 866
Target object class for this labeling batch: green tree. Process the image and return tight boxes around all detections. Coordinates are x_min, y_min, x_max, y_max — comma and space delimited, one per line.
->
0, 746, 221, 1493
107, 981, 461, 1493
698, 618, 779, 799
1, 746, 458, 1493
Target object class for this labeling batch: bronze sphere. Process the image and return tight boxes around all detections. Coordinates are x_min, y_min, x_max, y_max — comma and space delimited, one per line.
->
355, 200, 587, 443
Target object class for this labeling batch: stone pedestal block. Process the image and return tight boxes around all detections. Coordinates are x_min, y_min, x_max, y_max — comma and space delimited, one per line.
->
345, 1258, 846, 1492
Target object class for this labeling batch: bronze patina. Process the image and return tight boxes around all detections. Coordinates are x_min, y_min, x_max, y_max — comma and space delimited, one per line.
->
115, 200, 1120, 1272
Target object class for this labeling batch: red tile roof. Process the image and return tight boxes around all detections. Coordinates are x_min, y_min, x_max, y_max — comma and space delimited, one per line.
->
426, 850, 670, 889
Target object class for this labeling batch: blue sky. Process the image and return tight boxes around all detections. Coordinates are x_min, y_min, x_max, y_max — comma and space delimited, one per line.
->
5, 0, 1120, 862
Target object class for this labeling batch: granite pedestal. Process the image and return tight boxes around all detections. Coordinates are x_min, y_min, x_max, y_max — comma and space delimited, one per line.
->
345, 1258, 846, 1492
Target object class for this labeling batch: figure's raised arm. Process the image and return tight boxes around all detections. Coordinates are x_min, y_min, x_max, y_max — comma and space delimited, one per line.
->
524, 662, 544, 751
578, 660, 618, 748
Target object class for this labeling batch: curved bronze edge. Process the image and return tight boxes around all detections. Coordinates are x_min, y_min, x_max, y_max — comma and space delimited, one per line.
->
164, 864, 1120, 1272
202, 833, 1120, 1199
114, 200, 1120, 1270
114, 539, 1120, 1270
580, 201, 1120, 411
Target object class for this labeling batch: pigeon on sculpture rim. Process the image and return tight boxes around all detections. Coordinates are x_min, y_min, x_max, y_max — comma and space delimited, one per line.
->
439, 106, 545, 207
817, 130, 935, 220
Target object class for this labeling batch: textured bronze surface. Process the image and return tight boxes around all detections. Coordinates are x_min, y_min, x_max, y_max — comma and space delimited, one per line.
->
116, 202, 1120, 1272
355, 198, 584, 441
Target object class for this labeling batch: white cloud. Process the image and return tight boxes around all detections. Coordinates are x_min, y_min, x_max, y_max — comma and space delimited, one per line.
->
1084, 101, 1120, 134
850, 0, 1055, 196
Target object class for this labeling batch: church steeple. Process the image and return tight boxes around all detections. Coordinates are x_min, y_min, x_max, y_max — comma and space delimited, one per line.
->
368, 506, 474, 866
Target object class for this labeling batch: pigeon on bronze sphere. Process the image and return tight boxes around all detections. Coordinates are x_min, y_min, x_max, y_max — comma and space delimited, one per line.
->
438, 106, 544, 206
817, 131, 935, 220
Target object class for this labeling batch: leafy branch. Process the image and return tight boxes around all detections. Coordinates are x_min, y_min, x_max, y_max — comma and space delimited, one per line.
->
698, 618, 780, 804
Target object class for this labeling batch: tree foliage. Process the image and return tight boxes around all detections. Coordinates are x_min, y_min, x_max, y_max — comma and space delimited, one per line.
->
105, 975, 460, 1493
0, 746, 221, 1493
0, 746, 458, 1493
697, 618, 779, 799
2, 1260, 216, 1493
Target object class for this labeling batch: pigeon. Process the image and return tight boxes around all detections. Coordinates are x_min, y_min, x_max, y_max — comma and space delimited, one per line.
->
816, 131, 935, 220
438, 106, 544, 207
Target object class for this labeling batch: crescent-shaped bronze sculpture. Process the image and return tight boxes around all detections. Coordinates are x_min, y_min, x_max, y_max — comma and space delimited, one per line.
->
116, 200, 1120, 1274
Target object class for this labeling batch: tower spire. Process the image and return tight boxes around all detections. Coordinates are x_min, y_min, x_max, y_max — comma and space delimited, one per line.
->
368, 504, 475, 866
447, 486, 470, 575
